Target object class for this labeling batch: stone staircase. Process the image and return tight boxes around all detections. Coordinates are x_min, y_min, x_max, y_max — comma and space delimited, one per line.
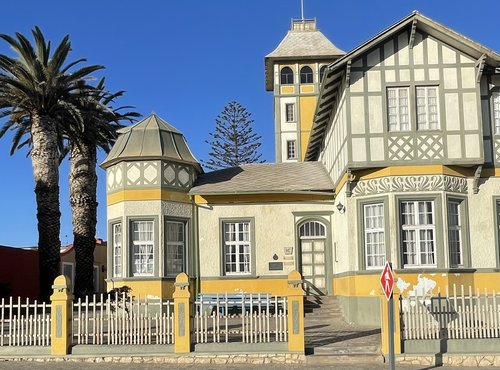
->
304, 295, 384, 364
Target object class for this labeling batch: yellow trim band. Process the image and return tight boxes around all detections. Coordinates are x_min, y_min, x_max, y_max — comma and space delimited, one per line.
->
107, 189, 191, 205
194, 193, 334, 205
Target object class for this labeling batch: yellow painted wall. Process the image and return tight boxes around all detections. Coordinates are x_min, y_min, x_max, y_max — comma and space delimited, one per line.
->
299, 95, 317, 160
280, 86, 295, 94
107, 189, 191, 206
201, 278, 289, 296
300, 85, 314, 93
333, 271, 500, 297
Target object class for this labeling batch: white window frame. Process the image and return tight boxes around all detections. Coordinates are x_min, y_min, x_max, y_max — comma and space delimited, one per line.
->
401, 200, 436, 267
448, 200, 462, 267
131, 220, 154, 276
285, 103, 295, 122
166, 220, 186, 276
286, 140, 297, 160
223, 221, 251, 275
112, 223, 122, 277
493, 91, 500, 135
387, 87, 410, 132
363, 203, 386, 269
416, 86, 440, 130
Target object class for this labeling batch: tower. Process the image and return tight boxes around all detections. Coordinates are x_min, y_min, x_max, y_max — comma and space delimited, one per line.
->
101, 113, 202, 298
265, 18, 344, 163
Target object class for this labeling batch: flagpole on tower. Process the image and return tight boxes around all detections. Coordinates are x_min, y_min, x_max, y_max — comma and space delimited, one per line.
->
300, 0, 304, 20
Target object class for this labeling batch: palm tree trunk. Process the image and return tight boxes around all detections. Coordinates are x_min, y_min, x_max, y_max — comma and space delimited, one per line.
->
30, 113, 61, 302
69, 141, 97, 299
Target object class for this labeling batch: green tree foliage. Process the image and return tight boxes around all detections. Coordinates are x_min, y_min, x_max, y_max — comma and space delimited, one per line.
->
204, 101, 263, 171
0, 27, 102, 301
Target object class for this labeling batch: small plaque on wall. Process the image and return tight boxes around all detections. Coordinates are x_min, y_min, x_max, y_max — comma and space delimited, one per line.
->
269, 262, 284, 271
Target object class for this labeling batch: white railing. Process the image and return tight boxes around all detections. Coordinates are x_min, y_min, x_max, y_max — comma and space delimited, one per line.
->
73, 293, 174, 345
194, 293, 287, 344
401, 285, 500, 340
0, 297, 51, 346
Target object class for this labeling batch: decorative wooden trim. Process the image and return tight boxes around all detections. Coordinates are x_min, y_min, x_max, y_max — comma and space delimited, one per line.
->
345, 59, 352, 85
476, 54, 486, 83
473, 165, 483, 194
409, 19, 418, 49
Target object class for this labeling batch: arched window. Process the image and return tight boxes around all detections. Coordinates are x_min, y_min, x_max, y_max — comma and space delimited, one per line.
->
319, 65, 327, 83
280, 67, 294, 85
300, 66, 313, 84
299, 221, 326, 239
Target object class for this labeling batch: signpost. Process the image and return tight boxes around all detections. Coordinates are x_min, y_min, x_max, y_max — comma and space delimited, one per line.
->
380, 262, 395, 370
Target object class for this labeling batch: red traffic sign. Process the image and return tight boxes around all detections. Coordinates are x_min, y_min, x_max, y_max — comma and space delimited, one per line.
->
380, 262, 394, 301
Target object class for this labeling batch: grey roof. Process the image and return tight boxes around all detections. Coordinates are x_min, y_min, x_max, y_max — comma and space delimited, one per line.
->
265, 19, 345, 90
305, 11, 500, 161
189, 162, 334, 195
101, 113, 201, 171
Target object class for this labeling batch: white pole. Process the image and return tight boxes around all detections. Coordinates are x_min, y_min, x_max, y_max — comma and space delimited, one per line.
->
300, 0, 304, 20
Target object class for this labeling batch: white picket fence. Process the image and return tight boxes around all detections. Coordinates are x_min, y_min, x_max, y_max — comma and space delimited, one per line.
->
0, 297, 51, 346
401, 285, 500, 340
73, 293, 174, 345
194, 293, 288, 344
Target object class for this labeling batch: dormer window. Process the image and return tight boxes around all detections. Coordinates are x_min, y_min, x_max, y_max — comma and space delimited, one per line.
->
280, 67, 294, 85
300, 66, 313, 84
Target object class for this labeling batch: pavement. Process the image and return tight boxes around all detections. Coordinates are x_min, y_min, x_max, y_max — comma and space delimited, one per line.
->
0, 362, 498, 370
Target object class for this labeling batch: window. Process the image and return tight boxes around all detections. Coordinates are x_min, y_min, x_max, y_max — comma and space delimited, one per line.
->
286, 140, 297, 160
401, 200, 436, 267
223, 221, 251, 275
300, 66, 313, 84
319, 65, 327, 83
285, 103, 295, 122
447, 200, 462, 267
493, 91, 500, 135
388, 87, 410, 131
131, 220, 154, 276
363, 203, 385, 269
62, 262, 74, 292
299, 221, 326, 238
416, 86, 439, 130
166, 220, 186, 275
112, 223, 122, 277
93, 265, 99, 292
280, 67, 294, 85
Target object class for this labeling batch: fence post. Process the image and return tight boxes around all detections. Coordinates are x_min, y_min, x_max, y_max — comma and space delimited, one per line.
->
286, 270, 305, 353
50, 275, 74, 355
173, 272, 191, 353
380, 290, 401, 355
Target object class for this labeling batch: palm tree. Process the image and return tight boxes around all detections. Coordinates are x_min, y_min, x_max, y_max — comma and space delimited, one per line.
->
67, 79, 138, 299
0, 27, 102, 301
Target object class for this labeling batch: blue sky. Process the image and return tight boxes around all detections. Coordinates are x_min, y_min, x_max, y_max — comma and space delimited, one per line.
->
0, 0, 498, 246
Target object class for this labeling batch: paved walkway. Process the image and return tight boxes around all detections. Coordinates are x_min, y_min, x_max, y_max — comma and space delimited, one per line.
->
0, 362, 498, 370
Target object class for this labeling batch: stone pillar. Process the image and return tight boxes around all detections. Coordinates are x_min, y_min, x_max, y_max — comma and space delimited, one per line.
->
380, 290, 402, 355
173, 272, 191, 353
286, 270, 305, 353
50, 275, 74, 355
